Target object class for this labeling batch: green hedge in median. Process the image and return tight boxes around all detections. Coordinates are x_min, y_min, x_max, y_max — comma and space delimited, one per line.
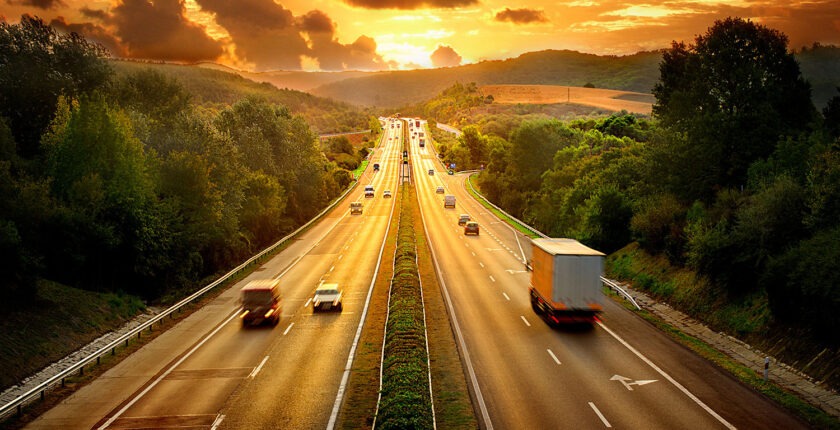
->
377, 184, 434, 430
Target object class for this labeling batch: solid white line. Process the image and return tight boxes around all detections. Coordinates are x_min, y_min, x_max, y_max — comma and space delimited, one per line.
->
210, 414, 225, 430
597, 322, 737, 429
502, 292, 510, 301
97, 310, 240, 430
589, 402, 612, 428
283, 322, 295, 336
547, 349, 561, 365
479, 262, 485, 268
489, 275, 496, 282
520, 316, 531, 327
327, 170, 397, 430
249, 356, 269, 378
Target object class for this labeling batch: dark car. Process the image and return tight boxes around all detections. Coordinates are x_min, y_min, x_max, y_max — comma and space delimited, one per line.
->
464, 221, 479, 235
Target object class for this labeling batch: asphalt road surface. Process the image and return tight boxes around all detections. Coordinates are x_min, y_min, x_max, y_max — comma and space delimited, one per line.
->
25, 117, 806, 429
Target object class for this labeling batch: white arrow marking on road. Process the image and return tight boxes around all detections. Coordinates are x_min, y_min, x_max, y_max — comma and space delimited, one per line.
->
610, 374, 658, 391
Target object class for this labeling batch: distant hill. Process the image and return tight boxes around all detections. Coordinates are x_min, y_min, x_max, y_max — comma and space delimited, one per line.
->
297, 47, 839, 110
309, 50, 662, 108
110, 60, 370, 133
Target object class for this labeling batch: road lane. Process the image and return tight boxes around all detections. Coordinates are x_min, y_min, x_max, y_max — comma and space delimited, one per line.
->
412, 120, 806, 429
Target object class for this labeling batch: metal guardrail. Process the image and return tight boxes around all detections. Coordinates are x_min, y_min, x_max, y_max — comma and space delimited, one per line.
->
0, 178, 362, 420
465, 174, 642, 311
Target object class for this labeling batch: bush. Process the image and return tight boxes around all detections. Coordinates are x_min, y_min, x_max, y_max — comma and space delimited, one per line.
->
631, 194, 686, 259
763, 227, 840, 344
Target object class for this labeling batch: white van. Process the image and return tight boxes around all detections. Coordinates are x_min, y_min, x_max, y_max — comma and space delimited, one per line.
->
444, 195, 456, 208
364, 185, 374, 198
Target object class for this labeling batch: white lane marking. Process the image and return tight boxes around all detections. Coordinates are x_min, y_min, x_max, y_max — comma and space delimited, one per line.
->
489, 275, 496, 282
589, 402, 612, 428
597, 322, 736, 429
97, 310, 240, 430
304, 298, 312, 307
338, 255, 343, 260
547, 349, 561, 365
471, 252, 476, 256
502, 292, 510, 301
479, 262, 485, 268
210, 414, 225, 430
329, 265, 335, 272
249, 356, 269, 378
520, 316, 531, 327
283, 322, 295, 336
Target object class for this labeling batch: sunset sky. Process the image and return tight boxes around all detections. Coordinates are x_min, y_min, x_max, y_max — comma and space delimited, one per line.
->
2, 0, 838, 71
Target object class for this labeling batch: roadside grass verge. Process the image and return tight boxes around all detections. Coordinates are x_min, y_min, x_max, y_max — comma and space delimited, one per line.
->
465, 174, 540, 239
605, 244, 839, 429
376, 183, 434, 429
412, 185, 479, 429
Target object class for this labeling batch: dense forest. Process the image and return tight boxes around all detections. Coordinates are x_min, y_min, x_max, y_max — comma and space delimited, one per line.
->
0, 17, 363, 305
436, 19, 840, 351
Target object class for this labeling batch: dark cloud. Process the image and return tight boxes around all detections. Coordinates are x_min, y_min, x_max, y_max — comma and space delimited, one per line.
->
50, 16, 126, 56
341, 0, 477, 11
79, 6, 108, 21
197, 0, 387, 71
196, 0, 305, 70
110, 0, 223, 62
298, 10, 334, 34
430, 45, 461, 67
5, 0, 66, 10
495, 8, 548, 24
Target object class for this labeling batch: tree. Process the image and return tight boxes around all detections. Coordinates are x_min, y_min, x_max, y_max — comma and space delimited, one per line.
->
823, 87, 840, 139
0, 16, 111, 159
653, 17, 815, 201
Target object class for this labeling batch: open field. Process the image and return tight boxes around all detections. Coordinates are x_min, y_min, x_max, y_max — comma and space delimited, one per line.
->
480, 84, 654, 115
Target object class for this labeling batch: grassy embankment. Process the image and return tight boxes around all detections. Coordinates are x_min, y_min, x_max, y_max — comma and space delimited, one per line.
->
337, 183, 477, 429
608, 244, 839, 429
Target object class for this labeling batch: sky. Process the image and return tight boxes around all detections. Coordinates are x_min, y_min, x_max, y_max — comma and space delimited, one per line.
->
1, 0, 838, 72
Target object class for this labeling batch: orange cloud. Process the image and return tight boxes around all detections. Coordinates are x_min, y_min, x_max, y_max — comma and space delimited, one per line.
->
430, 44, 461, 67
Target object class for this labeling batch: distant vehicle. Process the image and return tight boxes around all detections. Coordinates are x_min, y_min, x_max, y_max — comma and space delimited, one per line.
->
458, 214, 471, 225
373, 163, 380, 171
364, 185, 374, 198
529, 238, 604, 326
435, 186, 445, 194
428, 169, 434, 175
419, 139, 425, 147
447, 169, 454, 175
383, 190, 392, 198
350, 201, 363, 214
415, 119, 420, 128
464, 221, 480, 235
444, 195, 456, 208
240, 279, 281, 326
313, 283, 343, 312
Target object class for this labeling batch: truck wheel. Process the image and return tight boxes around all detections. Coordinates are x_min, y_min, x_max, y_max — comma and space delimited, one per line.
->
337, 303, 343, 312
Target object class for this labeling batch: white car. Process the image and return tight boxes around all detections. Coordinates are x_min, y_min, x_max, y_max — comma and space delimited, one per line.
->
313, 283, 343, 312
435, 186, 445, 194
383, 190, 392, 198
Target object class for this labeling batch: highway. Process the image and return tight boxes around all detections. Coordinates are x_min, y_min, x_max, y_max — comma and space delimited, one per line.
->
25, 119, 405, 430
407, 121, 806, 429
23, 117, 807, 429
